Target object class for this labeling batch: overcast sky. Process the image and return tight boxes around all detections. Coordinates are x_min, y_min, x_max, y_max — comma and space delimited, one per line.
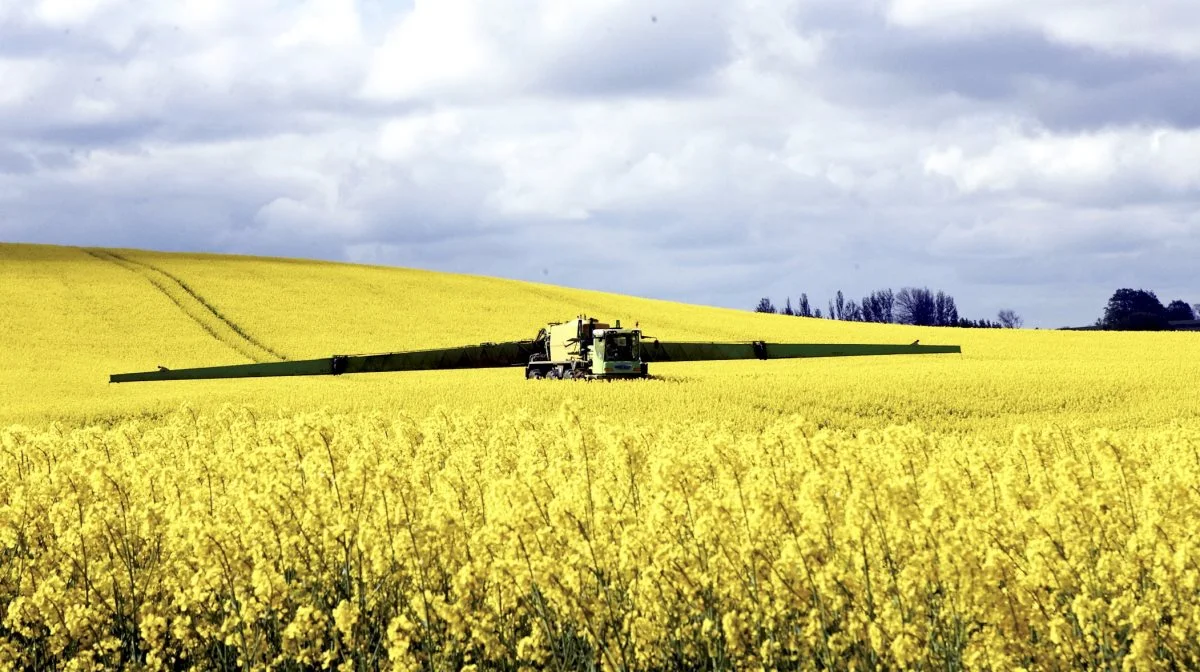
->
2, 0, 1198, 327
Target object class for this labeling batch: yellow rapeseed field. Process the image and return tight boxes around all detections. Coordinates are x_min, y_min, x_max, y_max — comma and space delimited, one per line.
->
2, 242, 1199, 670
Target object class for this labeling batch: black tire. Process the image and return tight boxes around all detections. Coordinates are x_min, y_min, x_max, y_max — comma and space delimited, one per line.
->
527, 368, 544, 380
546, 367, 561, 380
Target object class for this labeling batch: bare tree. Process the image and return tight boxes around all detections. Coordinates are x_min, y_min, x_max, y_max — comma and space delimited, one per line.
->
997, 309, 1023, 328
861, 295, 876, 323
946, 297, 958, 325
797, 293, 812, 317
934, 291, 958, 326
843, 299, 862, 322
754, 297, 777, 313
895, 287, 936, 326
880, 289, 895, 323
861, 289, 895, 324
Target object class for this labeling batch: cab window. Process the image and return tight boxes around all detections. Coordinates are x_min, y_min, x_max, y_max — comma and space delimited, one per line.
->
604, 334, 636, 360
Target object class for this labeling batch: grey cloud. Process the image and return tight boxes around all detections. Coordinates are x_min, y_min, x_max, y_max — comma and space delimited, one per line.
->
30, 150, 79, 171
955, 241, 1200, 294
2, 178, 264, 253
0, 17, 138, 60
1034, 66, 1200, 130
535, 5, 733, 96
2, 0, 1198, 329
0, 149, 34, 174
832, 30, 1169, 98
20, 118, 161, 147
0, 78, 387, 147
932, 219, 1175, 259
0, 11, 388, 151
799, 3, 1200, 131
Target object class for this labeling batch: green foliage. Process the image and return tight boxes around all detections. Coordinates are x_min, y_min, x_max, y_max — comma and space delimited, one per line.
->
1165, 300, 1196, 322
1103, 289, 1168, 331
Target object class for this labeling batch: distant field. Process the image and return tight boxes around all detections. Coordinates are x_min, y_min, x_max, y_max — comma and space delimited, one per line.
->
1, 243, 1196, 435
3, 242, 1199, 670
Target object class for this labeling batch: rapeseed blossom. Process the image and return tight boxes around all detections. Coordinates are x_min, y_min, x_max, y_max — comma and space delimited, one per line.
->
3, 242, 1200, 669
3, 407, 1199, 670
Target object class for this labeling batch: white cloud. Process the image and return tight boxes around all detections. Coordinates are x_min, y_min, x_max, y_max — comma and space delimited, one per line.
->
729, 0, 824, 72
924, 127, 1200, 196
32, 0, 115, 27
3, 0, 1200, 327
0, 60, 51, 106
275, 0, 362, 49
887, 0, 1200, 58
361, 0, 505, 101
377, 111, 463, 162
361, 0, 733, 102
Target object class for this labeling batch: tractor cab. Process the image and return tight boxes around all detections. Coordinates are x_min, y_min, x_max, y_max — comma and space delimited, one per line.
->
592, 324, 645, 378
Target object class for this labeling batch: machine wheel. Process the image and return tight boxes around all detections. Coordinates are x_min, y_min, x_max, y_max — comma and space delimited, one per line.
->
527, 368, 544, 380
546, 367, 561, 380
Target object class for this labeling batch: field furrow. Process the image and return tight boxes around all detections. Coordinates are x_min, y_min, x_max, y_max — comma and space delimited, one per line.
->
82, 248, 287, 364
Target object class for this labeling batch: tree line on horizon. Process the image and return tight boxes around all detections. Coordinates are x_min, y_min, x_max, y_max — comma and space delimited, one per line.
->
1095, 289, 1197, 331
753, 287, 1021, 328
752, 286, 1199, 331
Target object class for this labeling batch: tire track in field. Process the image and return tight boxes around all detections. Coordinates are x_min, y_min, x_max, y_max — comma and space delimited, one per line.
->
82, 248, 288, 363
103, 250, 289, 361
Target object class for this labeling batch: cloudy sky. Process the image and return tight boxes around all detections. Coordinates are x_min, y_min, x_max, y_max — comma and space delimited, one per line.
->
2, 0, 1198, 327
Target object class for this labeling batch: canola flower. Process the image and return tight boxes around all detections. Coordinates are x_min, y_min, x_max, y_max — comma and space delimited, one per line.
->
3, 243, 1199, 438
4, 242, 1200, 670
3, 404, 1200, 670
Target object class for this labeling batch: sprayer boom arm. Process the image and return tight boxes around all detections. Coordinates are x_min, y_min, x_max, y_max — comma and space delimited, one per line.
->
639, 340, 960, 362
109, 322, 963, 383
110, 340, 541, 383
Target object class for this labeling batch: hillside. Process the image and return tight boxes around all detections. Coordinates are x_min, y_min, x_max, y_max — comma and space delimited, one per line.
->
6, 242, 1200, 670
2, 242, 1198, 433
